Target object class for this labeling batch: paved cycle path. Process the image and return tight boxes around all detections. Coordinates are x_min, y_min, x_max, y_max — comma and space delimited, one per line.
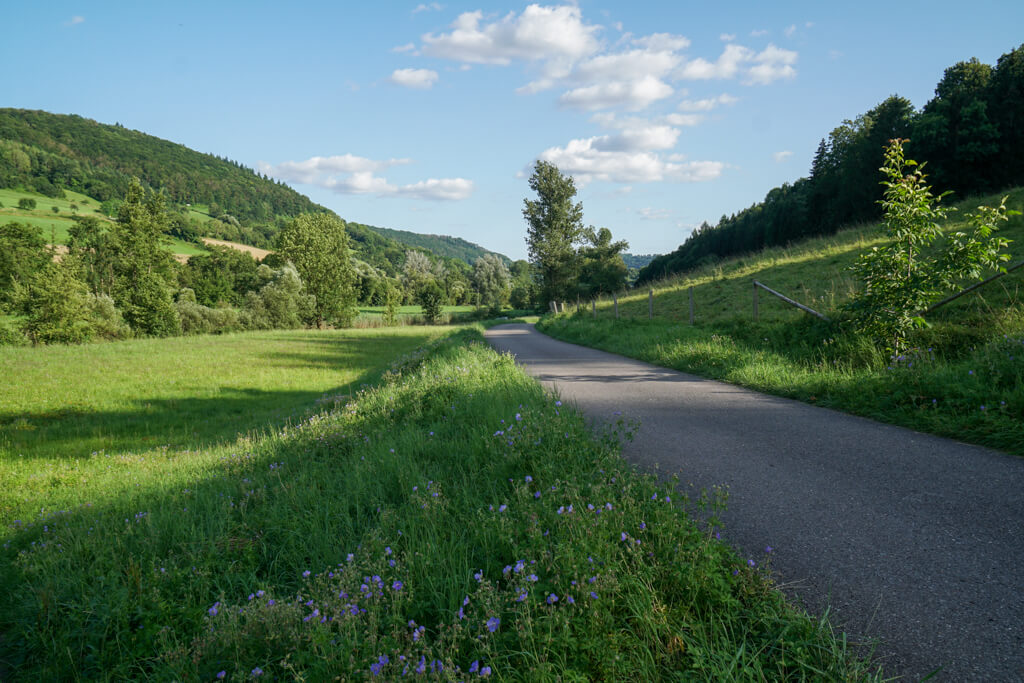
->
484, 323, 1024, 681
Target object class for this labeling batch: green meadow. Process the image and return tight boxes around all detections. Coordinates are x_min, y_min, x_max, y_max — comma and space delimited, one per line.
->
0, 326, 878, 680
540, 188, 1024, 455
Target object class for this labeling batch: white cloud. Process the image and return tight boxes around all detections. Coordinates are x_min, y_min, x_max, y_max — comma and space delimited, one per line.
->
413, 3, 443, 13
537, 137, 723, 185
392, 43, 417, 53
784, 24, 797, 38
421, 5, 601, 66
259, 155, 472, 201
662, 113, 703, 127
750, 29, 768, 37
632, 32, 690, 52
390, 68, 439, 89
677, 93, 739, 112
719, 33, 736, 42
677, 44, 752, 80
397, 178, 474, 200
573, 48, 681, 84
676, 43, 796, 85
65, 15, 84, 26
773, 150, 793, 162
637, 207, 670, 220
745, 44, 797, 85
559, 75, 673, 111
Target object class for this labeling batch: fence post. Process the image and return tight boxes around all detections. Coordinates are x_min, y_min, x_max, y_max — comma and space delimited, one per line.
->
648, 289, 654, 319
688, 286, 694, 325
753, 282, 759, 321
592, 300, 596, 319
613, 294, 619, 319
549, 300, 556, 314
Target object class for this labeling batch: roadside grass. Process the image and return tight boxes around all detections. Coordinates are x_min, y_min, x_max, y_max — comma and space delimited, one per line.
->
539, 188, 1024, 456
0, 327, 443, 465
0, 327, 879, 680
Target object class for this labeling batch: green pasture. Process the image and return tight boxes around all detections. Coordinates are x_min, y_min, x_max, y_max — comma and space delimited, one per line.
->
0, 326, 443, 464
0, 327, 877, 680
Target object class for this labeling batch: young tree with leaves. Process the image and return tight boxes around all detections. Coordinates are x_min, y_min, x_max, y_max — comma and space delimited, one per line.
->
472, 253, 511, 312
577, 226, 629, 297
523, 161, 584, 306
845, 139, 1015, 352
276, 213, 357, 328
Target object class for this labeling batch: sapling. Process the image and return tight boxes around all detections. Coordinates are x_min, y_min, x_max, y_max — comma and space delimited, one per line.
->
845, 138, 1016, 353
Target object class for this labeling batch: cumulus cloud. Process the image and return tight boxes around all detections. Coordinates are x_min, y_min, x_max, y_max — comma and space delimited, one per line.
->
390, 68, 439, 89
258, 156, 472, 201
677, 43, 796, 84
677, 93, 739, 112
719, 33, 736, 42
773, 150, 793, 162
392, 43, 417, 53
421, 5, 600, 66
750, 29, 768, 37
559, 75, 673, 111
537, 137, 723, 185
413, 2, 443, 13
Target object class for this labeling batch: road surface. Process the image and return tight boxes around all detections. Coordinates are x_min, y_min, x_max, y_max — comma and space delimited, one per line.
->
484, 323, 1024, 681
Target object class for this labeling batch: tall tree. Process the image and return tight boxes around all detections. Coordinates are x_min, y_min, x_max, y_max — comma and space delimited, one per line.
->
0, 221, 49, 310
523, 161, 585, 306
577, 227, 629, 297
276, 213, 357, 328
472, 253, 511, 312
987, 44, 1024, 188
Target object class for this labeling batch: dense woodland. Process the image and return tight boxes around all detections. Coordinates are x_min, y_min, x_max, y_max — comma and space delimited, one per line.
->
638, 44, 1024, 284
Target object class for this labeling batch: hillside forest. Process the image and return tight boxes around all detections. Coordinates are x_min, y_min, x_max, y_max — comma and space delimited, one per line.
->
639, 44, 1024, 283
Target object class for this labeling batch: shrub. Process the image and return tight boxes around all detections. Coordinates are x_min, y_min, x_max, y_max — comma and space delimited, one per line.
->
417, 280, 444, 324
88, 294, 132, 340
17, 197, 36, 210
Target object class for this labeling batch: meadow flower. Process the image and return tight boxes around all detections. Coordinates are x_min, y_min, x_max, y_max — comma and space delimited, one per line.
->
464, 595, 471, 606
525, 475, 532, 482
470, 660, 480, 673
486, 616, 500, 632
416, 657, 427, 674
481, 666, 492, 676
566, 595, 575, 604
590, 591, 598, 599
385, 546, 392, 555
547, 593, 558, 604
499, 504, 507, 512
347, 554, 354, 562
534, 491, 542, 499
252, 667, 264, 676
621, 532, 628, 542
217, 672, 225, 679
392, 580, 403, 591
208, 602, 220, 616
765, 546, 773, 554
748, 559, 756, 567
527, 573, 538, 582
474, 570, 484, 581
302, 570, 311, 578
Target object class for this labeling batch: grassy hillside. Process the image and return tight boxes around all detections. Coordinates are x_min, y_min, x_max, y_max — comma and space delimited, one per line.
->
0, 326, 878, 680
540, 187, 1024, 455
363, 223, 510, 265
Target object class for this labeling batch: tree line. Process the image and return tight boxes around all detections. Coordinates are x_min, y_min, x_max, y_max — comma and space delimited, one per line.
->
0, 180, 538, 346
638, 43, 1024, 284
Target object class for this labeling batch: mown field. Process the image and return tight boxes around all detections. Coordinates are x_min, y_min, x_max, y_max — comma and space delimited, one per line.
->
0, 326, 879, 680
540, 188, 1024, 455
0, 187, 208, 256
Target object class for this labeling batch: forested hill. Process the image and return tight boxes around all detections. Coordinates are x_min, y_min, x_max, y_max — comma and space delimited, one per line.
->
638, 43, 1024, 285
363, 224, 509, 265
0, 108, 326, 223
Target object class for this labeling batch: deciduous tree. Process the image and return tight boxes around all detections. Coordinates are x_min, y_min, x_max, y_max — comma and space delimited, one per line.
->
276, 213, 357, 328
523, 161, 584, 306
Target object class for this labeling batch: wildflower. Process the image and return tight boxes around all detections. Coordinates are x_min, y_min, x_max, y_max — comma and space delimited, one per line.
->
605, 503, 613, 510
557, 506, 565, 515
547, 593, 558, 604
216, 672, 226, 679
486, 616, 500, 632
555, 400, 562, 407
566, 595, 575, 604
621, 532, 628, 542
481, 666, 492, 676
590, 591, 599, 599
765, 546, 773, 554
208, 602, 220, 617
416, 657, 427, 674
392, 580, 403, 591
639, 522, 646, 530
748, 559, 756, 567
252, 668, 264, 677
474, 570, 484, 581
499, 504, 507, 512
527, 573, 538, 582
514, 561, 525, 573
515, 590, 528, 602
347, 553, 355, 562
525, 475, 533, 482
457, 606, 465, 620
534, 491, 542, 499
665, 496, 671, 503
515, 413, 522, 421
268, 599, 275, 606
248, 593, 255, 601
470, 660, 480, 673
464, 595, 471, 606
385, 546, 392, 555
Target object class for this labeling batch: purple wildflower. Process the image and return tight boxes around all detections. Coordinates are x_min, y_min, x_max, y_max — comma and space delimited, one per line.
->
486, 616, 500, 632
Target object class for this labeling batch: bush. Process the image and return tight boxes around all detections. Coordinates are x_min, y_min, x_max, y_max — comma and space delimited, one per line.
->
0, 317, 26, 346
175, 288, 242, 335
243, 264, 314, 330
17, 197, 36, 210
416, 280, 445, 324
88, 294, 132, 340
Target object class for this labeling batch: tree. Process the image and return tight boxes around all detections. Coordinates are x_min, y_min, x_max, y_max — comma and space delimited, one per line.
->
107, 179, 180, 336
17, 197, 36, 210
523, 161, 584, 306
577, 227, 629, 297
11, 258, 95, 345
416, 280, 444, 324
472, 253, 511, 312
276, 213, 357, 328
0, 222, 50, 310
243, 264, 314, 330
845, 139, 1015, 352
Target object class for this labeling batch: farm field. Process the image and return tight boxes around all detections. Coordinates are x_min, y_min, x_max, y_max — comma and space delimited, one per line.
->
540, 188, 1024, 455
0, 326, 877, 680
0, 187, 208, 257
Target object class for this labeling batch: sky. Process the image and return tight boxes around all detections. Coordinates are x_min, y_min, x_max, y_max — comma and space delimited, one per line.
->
6, 1, 1024, 261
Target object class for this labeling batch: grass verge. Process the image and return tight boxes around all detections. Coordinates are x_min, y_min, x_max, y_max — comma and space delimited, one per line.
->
0, 327, 878, 680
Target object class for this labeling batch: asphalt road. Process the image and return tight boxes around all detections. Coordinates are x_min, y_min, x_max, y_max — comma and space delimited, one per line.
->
484, 323, 1024, 682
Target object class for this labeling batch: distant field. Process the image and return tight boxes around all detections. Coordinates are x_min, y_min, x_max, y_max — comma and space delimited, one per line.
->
0, 187, 207, 256
201, 237, 271, 260
0, 326, 443, 462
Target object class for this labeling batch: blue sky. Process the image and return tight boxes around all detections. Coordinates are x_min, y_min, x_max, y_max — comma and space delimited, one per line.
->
6, 1, 1024, 260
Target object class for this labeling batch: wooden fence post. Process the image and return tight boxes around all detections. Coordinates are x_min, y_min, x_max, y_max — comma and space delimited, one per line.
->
753, 282, 759, 321
614, 294, 619, 319
648, 289, 654, 319
592, 300, 597, 319
688, 286, 694, 325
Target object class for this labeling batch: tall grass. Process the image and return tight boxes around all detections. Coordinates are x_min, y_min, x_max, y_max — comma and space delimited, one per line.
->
0, 328, 878, 680
539, 188, 1024, 456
